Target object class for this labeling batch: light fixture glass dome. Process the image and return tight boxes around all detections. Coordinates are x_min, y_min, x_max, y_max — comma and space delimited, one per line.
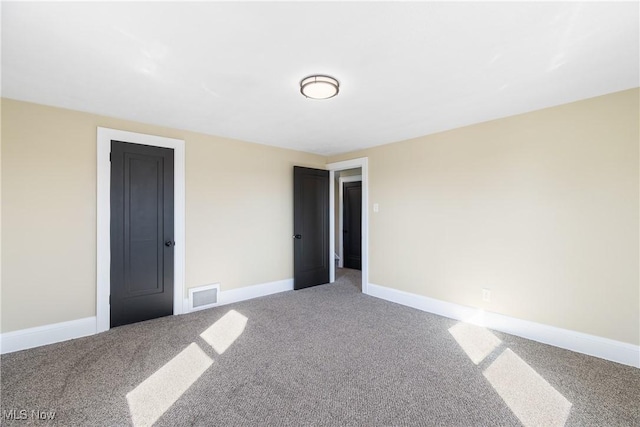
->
300, 75, 339, 99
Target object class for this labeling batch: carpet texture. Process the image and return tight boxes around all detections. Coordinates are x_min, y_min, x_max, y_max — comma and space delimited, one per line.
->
1, 269, 639, 426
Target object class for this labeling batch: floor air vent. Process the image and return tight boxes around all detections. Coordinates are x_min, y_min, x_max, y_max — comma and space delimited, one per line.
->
189, 284, 220, 312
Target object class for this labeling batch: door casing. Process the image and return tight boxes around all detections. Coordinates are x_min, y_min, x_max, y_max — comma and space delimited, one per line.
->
97, 127, 185, 333
326, 158, 369, 293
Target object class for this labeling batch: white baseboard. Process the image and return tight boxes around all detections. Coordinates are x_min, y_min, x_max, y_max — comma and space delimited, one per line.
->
183, 278, 294, 313
0, 317, 97, 355
2, 279, 294, 354
219, 278, 294, 305
367, 283, 640, 368
11, 281, 634, 368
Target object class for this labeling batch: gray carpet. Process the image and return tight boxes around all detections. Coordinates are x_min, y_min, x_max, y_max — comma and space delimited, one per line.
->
1, 268, 639, 426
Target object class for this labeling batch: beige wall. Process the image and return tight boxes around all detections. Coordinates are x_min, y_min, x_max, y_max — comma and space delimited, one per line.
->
329, 89, 640, 345
3, 89, 639, 346
1, 99, 324, 332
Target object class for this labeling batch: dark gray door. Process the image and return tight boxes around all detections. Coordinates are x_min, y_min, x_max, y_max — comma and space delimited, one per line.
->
110, 141, 174, 327
343, 181, 362, 270
293, 166, 329, 290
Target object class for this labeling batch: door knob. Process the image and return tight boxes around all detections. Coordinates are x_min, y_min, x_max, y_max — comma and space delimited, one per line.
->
293, 234, 302, 239
165, 241, 175, 247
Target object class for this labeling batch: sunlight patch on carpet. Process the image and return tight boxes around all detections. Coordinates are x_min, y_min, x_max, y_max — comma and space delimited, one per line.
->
448, 322, 502, 365
450, 322, 572, 426
484, 348, 572, 427
127, 343, 213, 426
200, 309, 248, 355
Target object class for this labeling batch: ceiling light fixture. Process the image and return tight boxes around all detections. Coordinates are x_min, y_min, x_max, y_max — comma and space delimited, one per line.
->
300, 75, 339, 99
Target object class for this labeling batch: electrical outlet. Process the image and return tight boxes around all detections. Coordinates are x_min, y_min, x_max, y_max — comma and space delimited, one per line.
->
373, 203, 379, 212
482, 288, 491, 302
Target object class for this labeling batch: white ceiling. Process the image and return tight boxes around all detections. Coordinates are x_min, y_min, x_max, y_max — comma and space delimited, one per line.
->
2, 2, 638, 156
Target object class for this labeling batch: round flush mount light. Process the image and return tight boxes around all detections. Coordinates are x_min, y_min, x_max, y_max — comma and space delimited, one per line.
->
300, 75, 339, 99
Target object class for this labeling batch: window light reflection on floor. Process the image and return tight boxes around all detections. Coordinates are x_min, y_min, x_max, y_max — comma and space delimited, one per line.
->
484, 348, 572, 427
200, 309, 248, 355
126, 343, 213, 426
448, 321, 502, 365
449, 321, 572, 427
127, 309, 249, 425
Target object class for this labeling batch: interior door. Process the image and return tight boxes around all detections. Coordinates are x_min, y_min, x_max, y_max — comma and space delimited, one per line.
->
293, 166, 329, 290
343, 181, 362, 270
110, 140, 174, 327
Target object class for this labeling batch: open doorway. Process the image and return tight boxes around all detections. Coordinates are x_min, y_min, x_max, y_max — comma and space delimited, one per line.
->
326, 158, 369, 294
336, 169, 362, 270
336, 168, 362, 291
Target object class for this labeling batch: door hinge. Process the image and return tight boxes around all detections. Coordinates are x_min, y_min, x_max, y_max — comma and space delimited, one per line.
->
109, 152, 112, 162
109, 295, 111, 304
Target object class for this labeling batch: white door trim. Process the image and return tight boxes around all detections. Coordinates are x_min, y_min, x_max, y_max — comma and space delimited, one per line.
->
326, 158, 369, 294
338, 175, 362, 268
97, 127, 186, 333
